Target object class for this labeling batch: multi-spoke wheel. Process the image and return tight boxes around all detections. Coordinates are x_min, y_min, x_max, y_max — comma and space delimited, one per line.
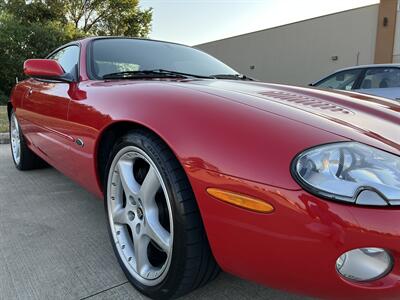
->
108, 146, 173, 285
9, 111, 44, 170
105, 130, 219, 299
10, 112, 21, 165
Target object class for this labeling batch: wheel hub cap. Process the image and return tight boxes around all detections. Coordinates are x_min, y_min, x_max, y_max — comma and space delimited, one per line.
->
137, 207, 144, 220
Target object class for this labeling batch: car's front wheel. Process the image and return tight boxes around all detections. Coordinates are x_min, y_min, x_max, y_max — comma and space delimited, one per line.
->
104, 130, 219, 299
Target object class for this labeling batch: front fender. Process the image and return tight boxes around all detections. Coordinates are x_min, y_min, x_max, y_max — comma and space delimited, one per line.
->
79, 81, 346, 191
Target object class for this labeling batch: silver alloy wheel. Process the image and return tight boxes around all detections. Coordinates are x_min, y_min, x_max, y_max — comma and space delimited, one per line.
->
10, 113, 21, 165
107, 146, 174, 286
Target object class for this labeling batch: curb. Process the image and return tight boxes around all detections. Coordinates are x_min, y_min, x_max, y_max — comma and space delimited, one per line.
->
0, 133, 10, 144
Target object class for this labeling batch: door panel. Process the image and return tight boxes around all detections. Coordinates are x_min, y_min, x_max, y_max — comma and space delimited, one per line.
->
22, 79, 74, 173
20, 44, 80, 175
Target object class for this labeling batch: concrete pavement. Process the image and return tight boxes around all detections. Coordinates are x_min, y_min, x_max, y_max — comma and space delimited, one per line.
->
0, 133, 9, 144
0, 144, 308, 300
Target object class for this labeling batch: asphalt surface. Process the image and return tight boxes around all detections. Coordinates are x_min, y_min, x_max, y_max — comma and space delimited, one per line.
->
0, 144, 308, 300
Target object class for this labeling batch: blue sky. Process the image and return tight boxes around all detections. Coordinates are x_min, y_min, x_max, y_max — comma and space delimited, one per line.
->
139, 0, 379, 45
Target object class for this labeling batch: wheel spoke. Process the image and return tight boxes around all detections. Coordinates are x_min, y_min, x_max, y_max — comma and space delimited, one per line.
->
118, 160, 140, 196
140, 166, 160, 204
16, 146, 20, 160
145, 210, 171, 252
134, 235, 150, 276
113, 207, 128, 225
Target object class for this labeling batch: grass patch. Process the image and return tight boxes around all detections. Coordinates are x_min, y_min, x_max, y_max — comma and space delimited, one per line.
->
0, 106, 8, 133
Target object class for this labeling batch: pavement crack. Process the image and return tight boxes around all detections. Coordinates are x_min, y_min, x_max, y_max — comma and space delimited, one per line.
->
79, 281, 130, 300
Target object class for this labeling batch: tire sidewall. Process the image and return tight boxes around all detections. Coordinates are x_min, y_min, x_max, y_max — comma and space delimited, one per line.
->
9, 111, 23, 169
104, 131, 189, 299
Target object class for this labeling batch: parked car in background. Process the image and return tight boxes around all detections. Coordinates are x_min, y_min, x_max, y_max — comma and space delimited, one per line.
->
310, 64, 400, 100
7, 37, 400, 299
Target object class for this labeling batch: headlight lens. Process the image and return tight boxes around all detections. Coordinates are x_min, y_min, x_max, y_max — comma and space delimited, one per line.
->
336, 248, 392, 282
292, 142, 400, 205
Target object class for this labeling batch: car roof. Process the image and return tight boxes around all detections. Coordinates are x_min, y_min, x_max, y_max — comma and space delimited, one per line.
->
334, 63, 400, 72
77, 36, 190, 48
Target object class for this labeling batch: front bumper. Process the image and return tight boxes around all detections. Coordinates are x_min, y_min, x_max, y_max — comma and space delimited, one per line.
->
187, 167, 400, 300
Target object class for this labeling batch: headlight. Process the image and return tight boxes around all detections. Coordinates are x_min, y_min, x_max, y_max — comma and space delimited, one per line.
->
292, 142, 400, 206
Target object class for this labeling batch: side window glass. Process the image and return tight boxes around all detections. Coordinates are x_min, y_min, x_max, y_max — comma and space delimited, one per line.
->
360, 68, 400, 89
316, 69, 362, 90
49, 46, 79, 74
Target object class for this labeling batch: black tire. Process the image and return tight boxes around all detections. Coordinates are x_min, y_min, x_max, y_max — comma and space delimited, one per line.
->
9, 111, 45, 170
104, 129, 220, 299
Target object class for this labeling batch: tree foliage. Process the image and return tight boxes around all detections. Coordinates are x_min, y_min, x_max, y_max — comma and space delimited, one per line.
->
0, 0, 152, 104
65, 0, 152, 36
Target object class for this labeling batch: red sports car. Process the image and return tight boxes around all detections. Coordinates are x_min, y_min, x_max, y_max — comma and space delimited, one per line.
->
7, 37, 400, 299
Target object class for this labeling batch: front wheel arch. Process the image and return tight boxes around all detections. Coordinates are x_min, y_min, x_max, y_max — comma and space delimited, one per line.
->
95, 121, 179, 196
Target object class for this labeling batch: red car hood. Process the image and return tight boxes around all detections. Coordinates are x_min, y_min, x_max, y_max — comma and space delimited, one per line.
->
171, 79, 400, 155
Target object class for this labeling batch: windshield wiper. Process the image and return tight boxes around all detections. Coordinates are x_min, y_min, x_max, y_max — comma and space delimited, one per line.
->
102, 70, 187, 80
210, 74, 254, 81
155, 69, 214, 79
103, 69, 213, 80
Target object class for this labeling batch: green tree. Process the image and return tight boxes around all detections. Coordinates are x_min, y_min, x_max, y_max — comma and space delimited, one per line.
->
2, 0, 68, 24
4, 0, 152, 36
0, 14, 79, 105
65, 0, 152, 36
0, 0, 152, 105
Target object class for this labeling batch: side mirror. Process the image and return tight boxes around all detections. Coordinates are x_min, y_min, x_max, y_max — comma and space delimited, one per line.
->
23, 59, 74, 82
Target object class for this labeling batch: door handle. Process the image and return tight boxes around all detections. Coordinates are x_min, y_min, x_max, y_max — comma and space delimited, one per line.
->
27, 88, 33, 96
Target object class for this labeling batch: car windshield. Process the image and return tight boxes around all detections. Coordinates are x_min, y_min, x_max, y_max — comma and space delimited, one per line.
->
315, 69, 362, 90
90, 38, 238, 79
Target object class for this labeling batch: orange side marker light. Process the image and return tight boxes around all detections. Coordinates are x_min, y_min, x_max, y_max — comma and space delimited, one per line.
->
206, 188, 274, 213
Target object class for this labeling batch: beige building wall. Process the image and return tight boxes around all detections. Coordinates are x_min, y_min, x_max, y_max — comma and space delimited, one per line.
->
374, 0, 398, 63
393, 0, 400, 63
196, 5, 379, 86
